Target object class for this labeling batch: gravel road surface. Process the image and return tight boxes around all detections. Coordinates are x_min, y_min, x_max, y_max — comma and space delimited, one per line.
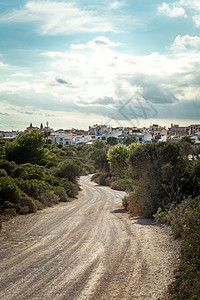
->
0, 175, 179, 300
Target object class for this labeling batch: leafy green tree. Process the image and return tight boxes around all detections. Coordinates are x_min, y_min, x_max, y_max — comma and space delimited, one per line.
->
123, 136, 136, 146
0, 159, 17, 175
60, 178, 79, 197
0, 177, 20, 206
92, 140, 105, 149
52, 159, 82, 183
90, 147, 109, 172
107, 137, 118, 145
181, 136, 193, 144
178, 140, 194, 157
4, 130, 46, 164
107, 144, 129, 174
124, 142, 189, 217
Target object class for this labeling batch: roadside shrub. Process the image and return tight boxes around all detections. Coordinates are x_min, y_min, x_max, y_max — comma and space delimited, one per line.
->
18, 179, 52, 199
52, 159, 82, 183
53, 186, 69, 202
153, 207, 170, 224
155, 196, 200, 299
18, 206, 29, 215
122, 195, 129, 210
19, 196, 38, 213
82, 163, 95, 175
3, 208, 17, 217
11, 163, 47, 182
0, 159, 16, 175
122, 187, 154, 218
3, 201, 16, 208
60, 178, 79, 198
91, 173, 101, 183
12, 165, 29, 179
0, 169, 8, 177
110, 178, 132, 191
38, 190, 59, 207
91, 172, 111, 186
0, 176, 20, 205
34, 199, 44, 210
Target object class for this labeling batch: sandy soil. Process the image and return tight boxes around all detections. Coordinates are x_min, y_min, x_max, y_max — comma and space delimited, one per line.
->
0, 175, 180, 300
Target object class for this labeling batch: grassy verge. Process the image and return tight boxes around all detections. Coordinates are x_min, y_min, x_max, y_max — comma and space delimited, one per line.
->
154, 196, 200, 299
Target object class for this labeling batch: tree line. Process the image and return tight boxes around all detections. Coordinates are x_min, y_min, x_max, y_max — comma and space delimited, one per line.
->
0, 130, 104, 222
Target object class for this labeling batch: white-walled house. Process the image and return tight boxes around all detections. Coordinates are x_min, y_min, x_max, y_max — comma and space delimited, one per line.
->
135, 132, 152, 144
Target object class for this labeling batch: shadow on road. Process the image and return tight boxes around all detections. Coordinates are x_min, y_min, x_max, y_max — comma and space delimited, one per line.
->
131, 217, 154, 226
112, 208, 127, 214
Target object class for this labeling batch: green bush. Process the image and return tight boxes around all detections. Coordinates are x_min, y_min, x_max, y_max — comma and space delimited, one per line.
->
12, 165, 29, 179
0, 176, 20, 206
122, 187, 155, 218
110, 178, 132, 191
91, 172, 111, 186
0, 159, 16, 175
82, 163, 95, 175
53, 186, 69, 202
18, 179, 52, 199
154, 196, 200, 299
38, 190, 59, 207
34, 199, 44, 210
19, 196, 38, 213
0, 169, 8, 177
3, 200, 16, 208
52, 159, 82, 183
3, 208, 17, 217
18, 206, 29, 215
60, 178, 79, 198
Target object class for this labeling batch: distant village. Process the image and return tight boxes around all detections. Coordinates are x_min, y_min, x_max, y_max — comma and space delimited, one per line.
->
1, 122, 200, 147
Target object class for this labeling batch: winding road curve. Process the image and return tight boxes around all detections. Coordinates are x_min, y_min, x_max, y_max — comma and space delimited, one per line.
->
0, 175, 179, 300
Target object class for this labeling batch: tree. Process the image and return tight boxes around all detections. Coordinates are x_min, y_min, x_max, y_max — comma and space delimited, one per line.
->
181, 136, 193, 144
107, 137, 118, 145
123, 136, 136, 146
92, 140, 105, 149
4, 130, 46, 164
0, 176, 20, 206
52, 159, 82, 184
107, 144, 129, 174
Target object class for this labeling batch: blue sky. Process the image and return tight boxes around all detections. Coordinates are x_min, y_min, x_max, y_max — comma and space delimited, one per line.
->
0, 0, 200, 130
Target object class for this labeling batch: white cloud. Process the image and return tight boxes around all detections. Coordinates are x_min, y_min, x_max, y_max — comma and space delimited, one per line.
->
172, 34, 200, 50
70, 36, 120, 50
193, 15, 200, 27
180, 0, 200, 11
109, 1, 124, 10
29, 39, 200, 107
158, 2, 186, 17
159, 0, 200, 27
0, 1, 116, 35
0, 62, 7, 68
1, 36, 200, 123
12, 73, 33, 77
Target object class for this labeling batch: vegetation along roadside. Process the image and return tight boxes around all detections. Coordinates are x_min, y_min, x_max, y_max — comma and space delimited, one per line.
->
0, 132, 199, 298
100, 139, 200, 299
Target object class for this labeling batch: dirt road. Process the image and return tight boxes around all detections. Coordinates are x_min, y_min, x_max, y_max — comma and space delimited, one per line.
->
0, 175, 179, 300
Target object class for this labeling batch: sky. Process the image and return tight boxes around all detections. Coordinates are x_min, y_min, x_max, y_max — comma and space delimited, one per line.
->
0, 0, 200, 131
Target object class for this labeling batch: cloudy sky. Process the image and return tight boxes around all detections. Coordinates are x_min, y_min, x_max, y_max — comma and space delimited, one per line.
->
0, 0, 200, 130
